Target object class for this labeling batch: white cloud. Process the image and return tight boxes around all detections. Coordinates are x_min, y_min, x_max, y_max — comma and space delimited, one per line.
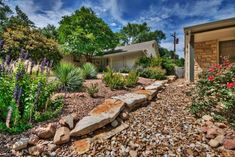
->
8, 0, 73, 28
101, 0, 127, 25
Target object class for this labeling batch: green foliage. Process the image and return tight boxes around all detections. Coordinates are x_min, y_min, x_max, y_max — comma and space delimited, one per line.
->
8, 5, 34, 27
0, 61, 61, 134
2, 25, 62, 65
103, 67, 125, 90
34, 98, 63, 122
135, 56, 162, 68
86, 83, 99, 97
161, 58, 175, 75
58, 7, 118, 61
125, 71, 139, 87
191, 59, 235, 124
54, 63, 84, 92
119, 66, 131, 73
82, 62, 97, 79
39, 24, 58, 40
137, 66, 166, 80
118, 22, 166, 45
0, 0, 12, 37
103, 67, 139, 89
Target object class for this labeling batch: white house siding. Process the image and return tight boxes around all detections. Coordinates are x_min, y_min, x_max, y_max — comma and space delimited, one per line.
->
109, 52, 144, 71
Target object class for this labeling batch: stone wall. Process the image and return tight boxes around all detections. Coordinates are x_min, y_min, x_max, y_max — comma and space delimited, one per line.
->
194, 40, 218, 80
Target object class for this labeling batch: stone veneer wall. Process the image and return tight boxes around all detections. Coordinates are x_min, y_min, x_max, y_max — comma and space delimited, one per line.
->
194, 40, 218, 80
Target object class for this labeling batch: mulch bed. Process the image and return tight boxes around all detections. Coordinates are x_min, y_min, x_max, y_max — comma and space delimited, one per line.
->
0, 77, 155, 156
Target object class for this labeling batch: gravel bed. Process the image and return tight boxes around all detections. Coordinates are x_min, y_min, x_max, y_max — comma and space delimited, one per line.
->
0, 78, 154, 157
82, 79, 226, 157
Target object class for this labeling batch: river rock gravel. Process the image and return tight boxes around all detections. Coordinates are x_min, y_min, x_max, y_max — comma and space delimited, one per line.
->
81, 79, 232, 157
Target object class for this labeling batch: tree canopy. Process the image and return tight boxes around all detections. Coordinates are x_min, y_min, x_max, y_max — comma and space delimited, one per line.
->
0, 0, 12, 37
58, 7, 118, 61
118, 22, 166, 45
39, 24, 58, 40
2, 25, 62, 64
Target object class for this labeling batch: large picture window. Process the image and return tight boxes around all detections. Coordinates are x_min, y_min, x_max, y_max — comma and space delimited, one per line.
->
219, 40, 235, 63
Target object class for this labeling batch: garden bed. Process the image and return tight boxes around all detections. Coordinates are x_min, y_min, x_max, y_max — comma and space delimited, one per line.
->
0, 77, 155, 156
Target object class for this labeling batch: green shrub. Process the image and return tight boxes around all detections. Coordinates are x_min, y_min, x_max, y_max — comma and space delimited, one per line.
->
191, 58, 235, 125
54, 63, 84, 92
161, 58, 175, 75
103, 67, 125, 89
137, 66, 166, 80
86, 83, 99, 97
135, 56, 162, 68
82, 62, 97, 79
0, 59, 62, 134
120, 66, 131, 73
125, 71, 139, 87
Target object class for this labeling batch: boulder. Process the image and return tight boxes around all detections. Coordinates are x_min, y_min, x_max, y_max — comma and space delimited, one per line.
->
72, 138, 91, 155
36, 123, 56, 139
28, 134, 39, 145
129, 150, 138, 157
214, 135, 225, 144
215, 122, 227, 129
53, 127, 70, 145
224, 139, 235, 150
28, 144, 44, 156
112, 93, 147, 110
59, 115, 74, 129
145, 80, 167, 90
70, 99, 125, 136
134, 89, 157, 100
12, 138, 29, 151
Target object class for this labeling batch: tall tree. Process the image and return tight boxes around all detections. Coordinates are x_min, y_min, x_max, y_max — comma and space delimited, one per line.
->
0, 0, 12, 37
39, 24, 58, 40
58, 7, 118, 61
9, 5, 34, 27
119, 22, 166, 45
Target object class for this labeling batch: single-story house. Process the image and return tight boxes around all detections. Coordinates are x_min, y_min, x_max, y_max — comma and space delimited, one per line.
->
184, 17, 235, 82
63, 40, 159, 71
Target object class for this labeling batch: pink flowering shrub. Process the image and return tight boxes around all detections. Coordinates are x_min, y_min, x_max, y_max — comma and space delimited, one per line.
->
191, 58, 235, 124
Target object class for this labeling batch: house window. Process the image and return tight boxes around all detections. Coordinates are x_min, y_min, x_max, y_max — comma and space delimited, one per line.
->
219, 40, 235, 63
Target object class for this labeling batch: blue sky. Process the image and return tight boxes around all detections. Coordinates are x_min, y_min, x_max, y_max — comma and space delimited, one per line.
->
5, 0, 235, 57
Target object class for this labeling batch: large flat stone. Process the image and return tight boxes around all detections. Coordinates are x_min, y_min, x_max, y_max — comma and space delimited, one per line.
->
93, 123, 129, 140
145, 80, 167, 90
134, 89, 157, 100
112, 93, 147, 110
70, 99, 125, 136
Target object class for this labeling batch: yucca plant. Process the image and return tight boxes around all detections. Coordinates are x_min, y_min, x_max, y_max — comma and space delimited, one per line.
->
54, 63, 84, 92
82, 62, 97, 79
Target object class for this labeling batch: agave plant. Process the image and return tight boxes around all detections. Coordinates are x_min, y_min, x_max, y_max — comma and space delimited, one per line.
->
54, 63, 84, 92
82, 62, 97, 79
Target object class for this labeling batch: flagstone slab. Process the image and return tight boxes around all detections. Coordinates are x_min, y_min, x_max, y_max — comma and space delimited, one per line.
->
70, 99, 125, 137
145, 80, 168, 90
134, 89, 158, 100
112, 93, 147, 110
93, 123, 129, 140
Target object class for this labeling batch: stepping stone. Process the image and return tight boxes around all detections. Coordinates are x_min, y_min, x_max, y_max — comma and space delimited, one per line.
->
145, 80, 167, 90
134, 89, 157, 100
112, 93, 147, 110
72, 138, 91, 155
70, 99, 125, 137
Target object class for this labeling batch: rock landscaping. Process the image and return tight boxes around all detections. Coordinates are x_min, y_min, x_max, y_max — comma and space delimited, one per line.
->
1, 76, 235, 156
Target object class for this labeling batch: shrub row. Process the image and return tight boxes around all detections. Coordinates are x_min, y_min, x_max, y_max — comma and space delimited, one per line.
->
103, 67, 139, 90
